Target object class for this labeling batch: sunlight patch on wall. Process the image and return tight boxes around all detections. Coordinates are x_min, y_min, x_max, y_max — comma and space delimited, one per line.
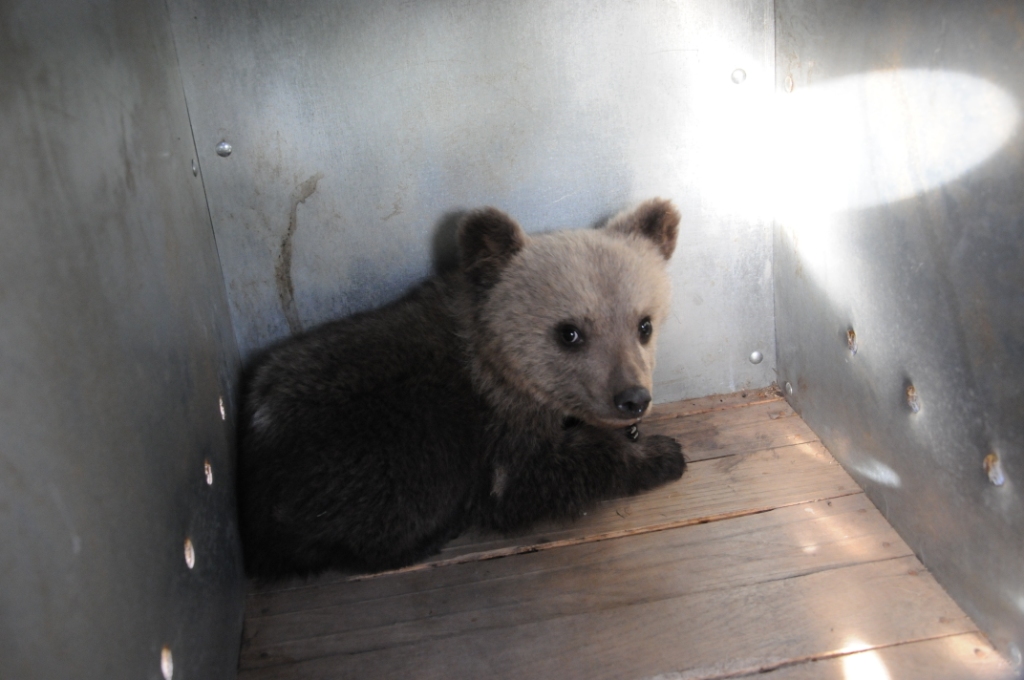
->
702, 69, 1019, 225
767, 69, 1019, 295
776, 69, 1019, 219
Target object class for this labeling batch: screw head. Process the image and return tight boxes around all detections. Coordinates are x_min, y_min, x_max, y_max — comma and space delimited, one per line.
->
191, 159, 197, 176
784, 75, 795, 93
983, 453, 1005, 486
216, 141, 233, 157
184, 538, 195, 569
731, 68, 747, 84
749, 350, 763, 364
906, 383, 921, 413
785, 381, 794, 396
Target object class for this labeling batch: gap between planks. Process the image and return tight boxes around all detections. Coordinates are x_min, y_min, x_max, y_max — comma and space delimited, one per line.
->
342, 497, 858, 583
427, 440, 845, 567
650, 632, 1014, 680
646, 386, 785, 421
743, 632, 1016, 680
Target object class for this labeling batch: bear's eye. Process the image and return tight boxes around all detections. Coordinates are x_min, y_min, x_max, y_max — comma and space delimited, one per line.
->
638, 316, 653, 344
556, 323, 585, 349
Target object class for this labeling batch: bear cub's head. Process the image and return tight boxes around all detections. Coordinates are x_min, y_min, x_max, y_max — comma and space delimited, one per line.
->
459, 199, 679, 428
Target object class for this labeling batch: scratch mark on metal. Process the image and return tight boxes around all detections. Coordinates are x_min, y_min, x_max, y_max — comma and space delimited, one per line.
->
277, 173, 324, 335
49, 483, 81, 555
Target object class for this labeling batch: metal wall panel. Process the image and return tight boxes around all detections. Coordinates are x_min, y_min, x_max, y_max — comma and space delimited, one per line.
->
774, 0, 1024, 666
167, 0, 777, 403
0, 0, 245, 677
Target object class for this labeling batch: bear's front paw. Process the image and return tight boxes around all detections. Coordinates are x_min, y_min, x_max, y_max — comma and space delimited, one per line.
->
633, 434, 686, 490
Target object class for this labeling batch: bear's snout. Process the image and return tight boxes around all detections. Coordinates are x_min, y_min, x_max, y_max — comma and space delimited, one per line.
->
614, 386, 651, 418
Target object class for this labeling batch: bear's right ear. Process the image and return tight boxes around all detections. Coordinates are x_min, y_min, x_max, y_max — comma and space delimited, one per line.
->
458, 208, 527, 288
604, 198, 680, 260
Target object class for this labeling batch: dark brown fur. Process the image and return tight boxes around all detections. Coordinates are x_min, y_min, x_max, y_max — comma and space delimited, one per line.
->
238, 199, 685, 577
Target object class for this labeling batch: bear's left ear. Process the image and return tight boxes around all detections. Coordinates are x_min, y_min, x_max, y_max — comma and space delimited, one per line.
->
458, 208, 527, 289
604, 198, 680, 260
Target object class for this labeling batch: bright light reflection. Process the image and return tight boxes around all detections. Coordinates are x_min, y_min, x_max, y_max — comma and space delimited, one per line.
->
792, 499, 879, 561
700, 69, 1020, 224
846, 459, 902, 489
775, 69, 1019, 220
841, 640, 892, 680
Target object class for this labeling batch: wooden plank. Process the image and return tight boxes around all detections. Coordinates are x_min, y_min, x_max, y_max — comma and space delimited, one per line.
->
751, 633, 1015, 680
243, 492, 891, 616
249, 440, 858, 597
433, 440, 855, 563
647, 387, 784, 420
647, 399, 818, 463
239, 494, 909, 668
237, 556, 976, 680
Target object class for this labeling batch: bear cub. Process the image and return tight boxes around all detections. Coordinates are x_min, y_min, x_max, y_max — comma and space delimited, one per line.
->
238, 199, 686, 578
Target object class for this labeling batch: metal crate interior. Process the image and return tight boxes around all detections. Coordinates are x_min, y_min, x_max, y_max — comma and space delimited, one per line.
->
2, 0, 1021, 678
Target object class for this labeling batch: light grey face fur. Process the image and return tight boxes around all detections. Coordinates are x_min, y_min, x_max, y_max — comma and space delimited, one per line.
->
478, 224, 673, 427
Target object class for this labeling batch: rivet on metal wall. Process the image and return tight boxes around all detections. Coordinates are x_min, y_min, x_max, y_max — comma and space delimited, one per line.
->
216, 141, 233, 157
983, 453, 1005, 486
731, 68, 747, 84
785, 381, 794, 396
184, 538, 196, 570
749, 350, 763, 364
784, 75, 795, 93
846, 328, 858, 355
905, 383, 921, 413
204, 460, 214, 486
160, 646, 173, 680
219, 396, 226, 421
191, 159, 197, 177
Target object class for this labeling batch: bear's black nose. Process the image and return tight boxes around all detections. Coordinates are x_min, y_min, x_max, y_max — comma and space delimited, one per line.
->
614, 386, 651, 417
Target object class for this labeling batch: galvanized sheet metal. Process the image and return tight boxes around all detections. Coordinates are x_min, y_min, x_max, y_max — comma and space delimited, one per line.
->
0, 0, 245, 677
774, 0, 1024, 666
167, 0, 777, 403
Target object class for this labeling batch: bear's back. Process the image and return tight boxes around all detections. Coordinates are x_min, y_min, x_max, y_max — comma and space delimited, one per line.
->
238, 276, 486, 575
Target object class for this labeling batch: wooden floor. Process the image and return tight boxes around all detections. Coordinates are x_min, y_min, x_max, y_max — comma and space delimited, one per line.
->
238, 389, 1014, 680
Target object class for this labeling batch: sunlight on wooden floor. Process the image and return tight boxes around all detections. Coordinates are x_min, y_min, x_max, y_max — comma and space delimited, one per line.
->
238, 389, 1014, 680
